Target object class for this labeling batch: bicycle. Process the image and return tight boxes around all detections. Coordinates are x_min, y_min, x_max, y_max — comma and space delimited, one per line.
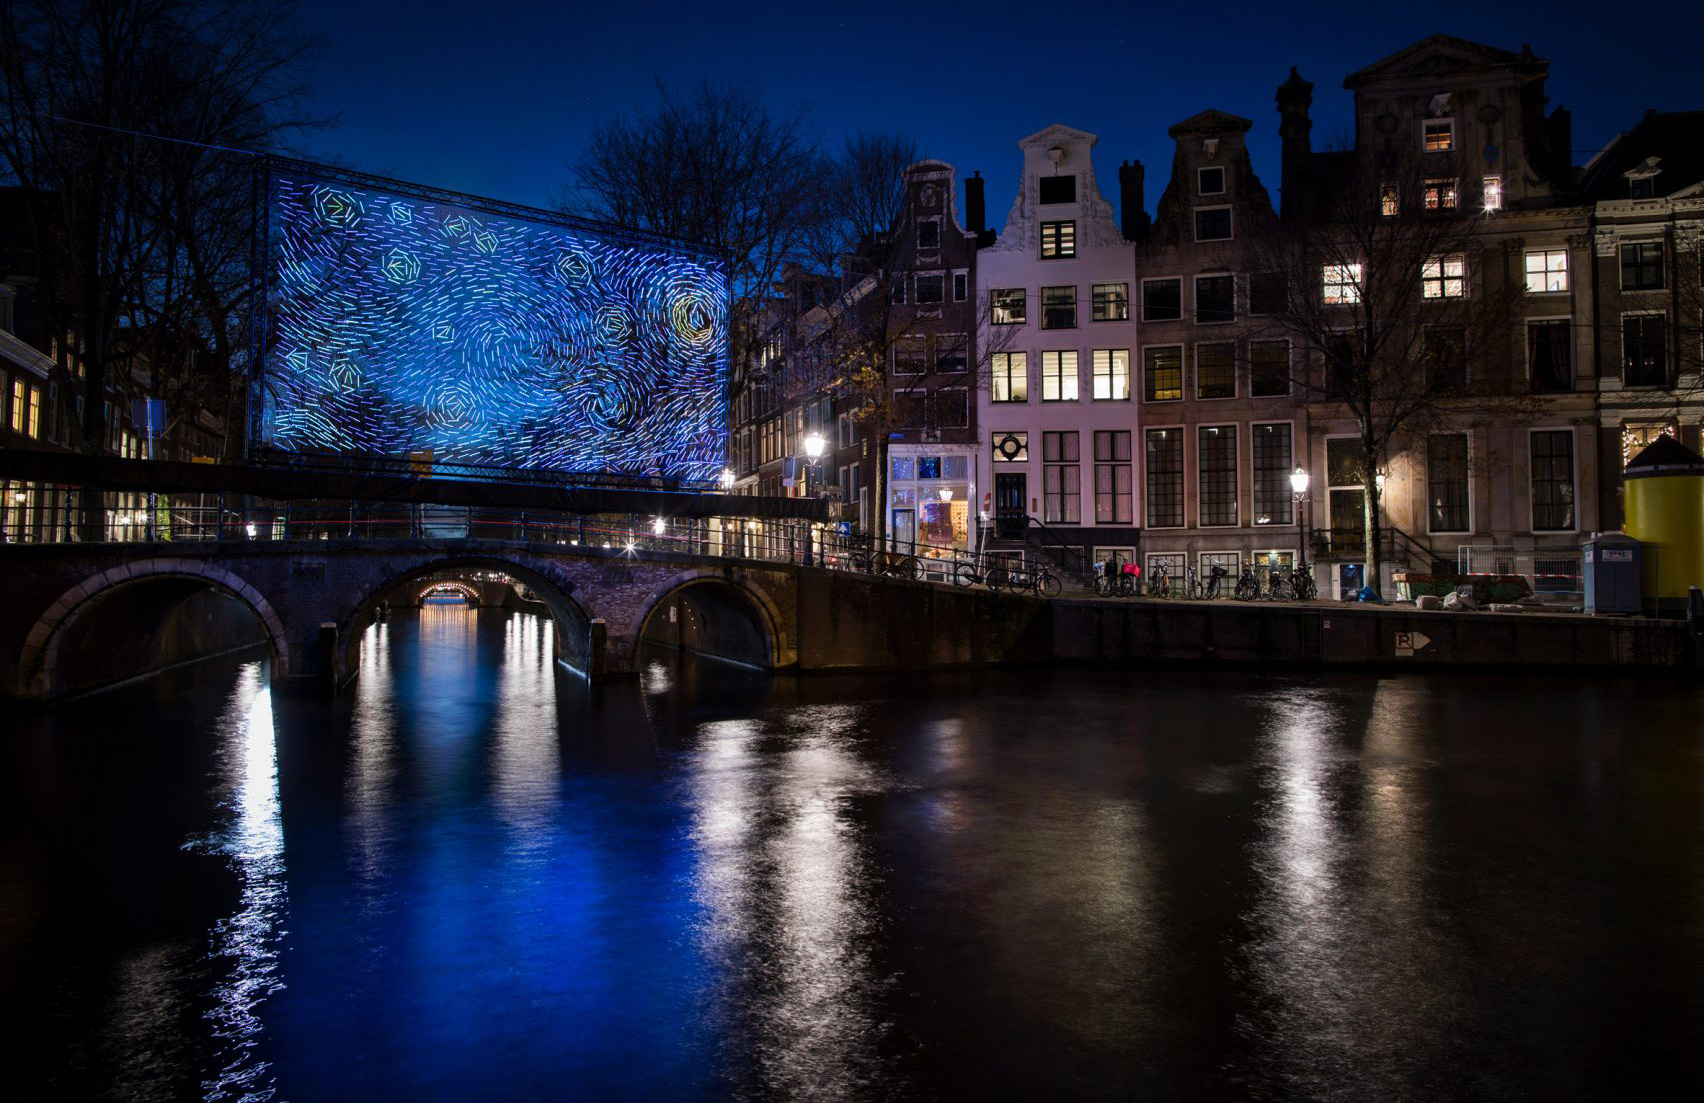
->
1005, 563, 1063, 598
956, 556, 1012, 590
1182, 565, 1201, 600
1147, 566, 1171, 598
1291, 567, 1317, 601
1234, 565, 1260, 601
1204, 563, 1229, 600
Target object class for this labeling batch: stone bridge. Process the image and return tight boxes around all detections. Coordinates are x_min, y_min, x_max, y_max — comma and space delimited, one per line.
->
0, 539, 1052, 701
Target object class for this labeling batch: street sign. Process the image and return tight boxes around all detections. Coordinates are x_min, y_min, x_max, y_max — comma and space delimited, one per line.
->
1394, 630, 1432, 657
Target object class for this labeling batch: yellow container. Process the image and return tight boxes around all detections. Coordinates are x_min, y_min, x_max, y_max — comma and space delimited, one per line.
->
1623, 436, 1704, 605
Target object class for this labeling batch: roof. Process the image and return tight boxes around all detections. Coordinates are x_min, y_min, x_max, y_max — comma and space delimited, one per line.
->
1625, 434, 1704, 475
1168, 110, 1253, 139
1343, 34, 1544, 89
1580, 111, 1704, 201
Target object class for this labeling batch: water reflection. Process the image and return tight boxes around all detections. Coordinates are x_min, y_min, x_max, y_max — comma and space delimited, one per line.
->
491, 612, 559, 843
194, 663, 287, 1102
684, 704, 897, 1100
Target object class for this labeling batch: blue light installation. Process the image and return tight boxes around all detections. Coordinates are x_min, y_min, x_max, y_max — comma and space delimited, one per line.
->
261, 164, 729, 482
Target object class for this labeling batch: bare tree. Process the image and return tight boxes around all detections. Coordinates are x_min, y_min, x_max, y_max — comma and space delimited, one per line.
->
565, 79, 826, 403
0, 0, 319, 471
1244, 147, 1528, 592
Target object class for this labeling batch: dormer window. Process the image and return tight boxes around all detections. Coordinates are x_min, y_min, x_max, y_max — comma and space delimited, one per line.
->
1039, 175, 1076, 204
1198, 167, 1225, 196
1625, 156, 1661, 200
1423, 118, 1454, 153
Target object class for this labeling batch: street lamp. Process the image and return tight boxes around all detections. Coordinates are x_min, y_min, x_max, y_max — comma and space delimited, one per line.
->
719, 467, 735, 491
1290, 466, 1311, 587
802, 432, 826, 566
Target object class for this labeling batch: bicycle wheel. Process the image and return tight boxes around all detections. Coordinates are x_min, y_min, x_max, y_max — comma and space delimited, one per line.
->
1037, 572, 1062, 598
955, 561, 979, 588
1206, 577, 1222, 600
1235, 578, 1256, 601
1295, 575, 1317, 601
894, 555, 920, 581
1093, 574, 1110, 597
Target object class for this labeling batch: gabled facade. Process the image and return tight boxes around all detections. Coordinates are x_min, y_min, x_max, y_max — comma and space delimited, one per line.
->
975, 125, 1143, 570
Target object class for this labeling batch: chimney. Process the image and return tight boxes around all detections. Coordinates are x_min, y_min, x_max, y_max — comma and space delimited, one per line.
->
1118, 161, 1149, 241
1276, 66, 1314, 222
965, 171, 986, 235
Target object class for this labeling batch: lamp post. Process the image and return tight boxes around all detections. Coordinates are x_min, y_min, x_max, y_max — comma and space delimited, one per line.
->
1290, 466, 1311, 588
802, 432, 825, 566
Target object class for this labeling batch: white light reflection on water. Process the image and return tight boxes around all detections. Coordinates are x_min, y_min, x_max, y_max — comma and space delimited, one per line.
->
192, 662, 288, 1103
347, 620, 397, 885
686, 705, 896, 1101
490, 612, 560, 844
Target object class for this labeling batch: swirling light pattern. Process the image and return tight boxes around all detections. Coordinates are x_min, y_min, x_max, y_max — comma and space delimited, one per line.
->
262, 166, 729, 481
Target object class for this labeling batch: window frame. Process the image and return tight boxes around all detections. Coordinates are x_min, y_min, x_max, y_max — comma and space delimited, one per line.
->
1041, 430, 1081, 524
1091, 348, 1130, 401
1193, 205, 1233, 243
1426, 432, 1472, 534
1321, 262, 1362, 305
1198, 166, 1226, 196
1621, 311, 1669, 387
1040, 349, 1080, 402
1194, 274, 1236, 324
1141, 277, 1183, 322
989, 351, 1029, 403
1526, 317, 1573, 393
1422, 117, 1455, 153
1195, 341, 1237, 400
914, 270, 946, 306
1090, 282, 1129, 322
1196, 423, 1240, 528
1423, 178, 1459, 212
1039, 220, 1076, 259
991, 288, 1027, 326
915, 217, 942, 251
1524, 248, 1569, 294
1143, 425, 1186, 529
1421, 253, 1466, 300
1249, 339, 1291, 397
1092, 429, 1133, 525
1040, 285, 1077, 330
1620, 241, 1665, 291
1528, 427, 1578, 534
1142, 344, 1184, 402
1251, 420, 1295, 527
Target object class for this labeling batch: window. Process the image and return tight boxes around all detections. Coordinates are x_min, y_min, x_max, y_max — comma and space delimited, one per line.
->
1144, 346, 1183, 401
1198, 426, 1238, 526
1042, 431, 1080, 523
1324, 332, 1358, 395
1194, 206, 1232, 242
1622, 422, 1678, 468
1322, 263, 1361, 305
916, 218, 941, 250
893, 342, 925, 375
893, 391, 927, 428
1428, 433, 1470, 532
1623, 313, 1668, 386
936, 389, 968, 428
1040, 220, 1075, 258
1041, 350, 1079, 401
1380, 183, 1399, 217
1250, 340, 1290, 397
1041, 285, 1076, 329
891, 274, 907, 305
993, 431, 1028, 463
990, 352, 1028, 403
1423, 178, 1458, 211
8, 377, 23, 433
918, 456, 942, 479
937, 343, 968, 373
1621, 242, 1664, 290
1421, 254, 1466, 299
1252, 423, 1294, 526
1528, 320, 1572, 392
1091, 282, 1129, 321
915, 272, 945, 305
1198, 167, 1225, 195
1091, 349, 1130, 400
991, 288, 1026, 325
1483, 175, 1503, 211
1423, 118, 1454, 152
1248, 271, 1287, 315
952, 271, 968, 302
1142, 278, 1182, 321
1196, 342, 1235, 399
1039, 175, 1076, 204
1525, 249, 1568, 293
1094, 430, 1133, 524
1145, 428, 1184, 528
1423, 326, 1466, 391
1530, 430, 1575, 531
1195, 275, 1235, 323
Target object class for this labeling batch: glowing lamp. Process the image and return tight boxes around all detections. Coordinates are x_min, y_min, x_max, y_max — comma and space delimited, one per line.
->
1290, 467, 1309, 496
938, 487, 953, 502
651, 517, 666, 535
803, 432, 826, 460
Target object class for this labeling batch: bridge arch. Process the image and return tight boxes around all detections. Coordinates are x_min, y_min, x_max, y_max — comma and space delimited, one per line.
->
338, 555, 593, 680
413, 579, 482, 606
631, 569, 789, 671
18, 559, 290, 701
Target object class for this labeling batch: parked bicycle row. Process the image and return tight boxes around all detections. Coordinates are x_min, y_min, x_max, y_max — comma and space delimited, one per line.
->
1093, 560, 1317, 601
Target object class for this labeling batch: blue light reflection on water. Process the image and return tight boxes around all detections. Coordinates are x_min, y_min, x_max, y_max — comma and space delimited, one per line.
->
5, 607, 1704, 1101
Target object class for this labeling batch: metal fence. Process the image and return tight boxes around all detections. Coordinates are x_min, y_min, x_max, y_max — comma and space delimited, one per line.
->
1456, 544, 1584, 598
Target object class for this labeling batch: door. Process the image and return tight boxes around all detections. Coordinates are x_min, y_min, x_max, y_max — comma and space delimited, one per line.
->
994, 473, 1027, 537
891, 507, 915, 551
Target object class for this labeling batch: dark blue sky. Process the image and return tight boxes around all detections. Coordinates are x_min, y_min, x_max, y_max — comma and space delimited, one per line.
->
288, 0, 1699, 226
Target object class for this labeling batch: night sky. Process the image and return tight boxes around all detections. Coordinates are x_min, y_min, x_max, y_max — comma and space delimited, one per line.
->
288, 0, 1699, 226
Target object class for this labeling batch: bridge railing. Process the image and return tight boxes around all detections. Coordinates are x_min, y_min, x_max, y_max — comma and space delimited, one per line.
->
0, 484, 982, 581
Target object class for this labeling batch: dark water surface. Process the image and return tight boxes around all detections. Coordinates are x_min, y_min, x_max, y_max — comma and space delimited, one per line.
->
4, 605, 1703, 1101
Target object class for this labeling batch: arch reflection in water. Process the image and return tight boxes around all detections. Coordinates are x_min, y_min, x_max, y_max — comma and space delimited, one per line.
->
194, 662, 287, 1103
491, 611, 560, 843
684, 704, 896, 1099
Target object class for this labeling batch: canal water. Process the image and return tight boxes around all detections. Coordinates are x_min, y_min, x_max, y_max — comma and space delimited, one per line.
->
3, 605, 1702, 1101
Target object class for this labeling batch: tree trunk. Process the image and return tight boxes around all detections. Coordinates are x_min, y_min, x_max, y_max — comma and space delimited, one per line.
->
871, 431, 888, 550
1362, 469, 1384, 598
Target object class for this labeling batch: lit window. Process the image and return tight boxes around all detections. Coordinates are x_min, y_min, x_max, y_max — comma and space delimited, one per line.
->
1322, 263, 1362, 305
1423, 118, 1454, 152
991, 288, 1026, 325
1380, 184, 1399, 217
1525, 249, 1568, 294
1196, 342, 1235, 399
1422, 254, 1466, 299
1423, 178, 1458, 211
1040, 220, 1075, 258
1091, 282, 1129, 321
1483, 175, 1503, 211
1091, 349, 1129, 400
1143, 346, 1183, 401
990, 352, 1028, 403
1041, 350, 1079, 401
1194, 207, 1232, 242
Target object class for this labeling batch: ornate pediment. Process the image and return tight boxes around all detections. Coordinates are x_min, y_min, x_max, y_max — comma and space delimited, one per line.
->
1168, 110, 1253, 139
1016, 123, 1097, 150
1343, 35, 1539, 89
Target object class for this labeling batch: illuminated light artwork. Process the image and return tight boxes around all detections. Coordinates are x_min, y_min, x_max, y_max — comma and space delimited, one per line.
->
261, 164, 729, 481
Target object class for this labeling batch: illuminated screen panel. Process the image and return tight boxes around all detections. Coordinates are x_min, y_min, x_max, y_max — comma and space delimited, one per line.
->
261, 165, 728, 481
